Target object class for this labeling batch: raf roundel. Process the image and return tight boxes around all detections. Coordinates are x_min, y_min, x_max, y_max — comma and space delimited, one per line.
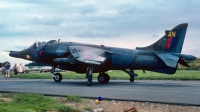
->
39, 51, 44, 56
84, 54, 93, 58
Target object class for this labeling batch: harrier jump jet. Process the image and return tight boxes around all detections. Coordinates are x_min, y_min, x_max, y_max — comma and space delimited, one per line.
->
9, 23, 196, 86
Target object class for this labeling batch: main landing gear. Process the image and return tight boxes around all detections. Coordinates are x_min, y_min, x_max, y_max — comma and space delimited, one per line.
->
124, 69, 138, 82
52, 66, 63, 82
98, 73, 110, 83
86, 66, 94, 86
85, 66, 111, 86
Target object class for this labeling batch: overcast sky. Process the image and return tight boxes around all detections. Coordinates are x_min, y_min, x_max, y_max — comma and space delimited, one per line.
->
0, 0, 200, 66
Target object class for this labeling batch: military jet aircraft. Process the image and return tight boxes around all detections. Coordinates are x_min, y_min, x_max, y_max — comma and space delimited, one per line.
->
9, 23, 196, 86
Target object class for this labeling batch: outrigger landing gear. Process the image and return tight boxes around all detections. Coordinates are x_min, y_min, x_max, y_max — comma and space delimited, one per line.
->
86, 66, 94, 86
98, 72, 110, 83
124, 69, 138, 82
52, 66, 62, 82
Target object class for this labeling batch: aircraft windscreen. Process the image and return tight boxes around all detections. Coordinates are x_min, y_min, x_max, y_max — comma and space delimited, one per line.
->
34, 41, 47, 50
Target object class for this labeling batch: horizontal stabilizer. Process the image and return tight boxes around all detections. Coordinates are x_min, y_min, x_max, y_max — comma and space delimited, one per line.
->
178, 59, 190, 67
156, 53, 179, 68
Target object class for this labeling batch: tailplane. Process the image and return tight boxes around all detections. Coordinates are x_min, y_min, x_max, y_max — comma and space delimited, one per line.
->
136, 23, 188, 53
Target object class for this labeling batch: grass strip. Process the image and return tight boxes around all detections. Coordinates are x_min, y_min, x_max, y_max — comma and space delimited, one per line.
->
67, 95, 82, 103
0, 93, 79, 112
10, 70, 200, 80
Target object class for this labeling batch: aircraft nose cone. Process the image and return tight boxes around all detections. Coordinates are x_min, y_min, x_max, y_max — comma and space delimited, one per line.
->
9, 51, 22, 58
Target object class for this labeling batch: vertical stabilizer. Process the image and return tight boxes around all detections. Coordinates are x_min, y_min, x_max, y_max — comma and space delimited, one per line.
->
136, 23, 188, 53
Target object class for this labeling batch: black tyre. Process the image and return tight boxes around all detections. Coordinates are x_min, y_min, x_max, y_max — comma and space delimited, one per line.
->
104, 74, 110, 83
53, 73, 62, 82
86, 80, 92, 86
130, 77, 134, 82
98, 73, 110, 83
98, 74, 106, 83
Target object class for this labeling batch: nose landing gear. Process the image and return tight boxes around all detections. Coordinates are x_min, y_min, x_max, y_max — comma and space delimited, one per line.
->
52, 66, 63, 82
53, 73, 62, 82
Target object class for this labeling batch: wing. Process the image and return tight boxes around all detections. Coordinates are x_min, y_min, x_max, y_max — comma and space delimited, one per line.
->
68, 46, 107, 65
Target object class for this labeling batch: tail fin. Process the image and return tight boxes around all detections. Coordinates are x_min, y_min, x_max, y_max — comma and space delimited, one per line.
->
136, 23, 188, 53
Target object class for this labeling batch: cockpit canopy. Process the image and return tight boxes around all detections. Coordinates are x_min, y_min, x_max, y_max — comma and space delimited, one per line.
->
27, 40, 58, 51
34, 41, 47, 50
33, 40, 58, 50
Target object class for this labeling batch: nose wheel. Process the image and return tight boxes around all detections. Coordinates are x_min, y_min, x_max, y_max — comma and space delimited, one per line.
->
52, 66, 62, 82
53, 73, 62, 82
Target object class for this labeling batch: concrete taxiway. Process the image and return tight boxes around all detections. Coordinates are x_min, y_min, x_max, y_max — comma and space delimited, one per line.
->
0, 77, 200, 106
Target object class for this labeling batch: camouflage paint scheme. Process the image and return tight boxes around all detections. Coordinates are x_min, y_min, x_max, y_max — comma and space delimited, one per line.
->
9, 23, 197, 86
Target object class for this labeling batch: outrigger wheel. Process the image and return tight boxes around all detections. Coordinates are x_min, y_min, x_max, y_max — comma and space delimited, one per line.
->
53, 73, 62, 82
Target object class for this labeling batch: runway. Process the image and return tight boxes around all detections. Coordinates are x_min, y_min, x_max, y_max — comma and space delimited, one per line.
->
0, 77, 200, 106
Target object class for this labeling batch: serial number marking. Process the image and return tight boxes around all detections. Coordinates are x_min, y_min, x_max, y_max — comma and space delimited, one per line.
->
143, 60, 157, 64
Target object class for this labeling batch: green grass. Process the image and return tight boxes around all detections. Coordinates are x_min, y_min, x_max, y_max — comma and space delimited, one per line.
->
0, 99, 5, 102
10, 70, 200, 80
83, 106, 92, 111
67, 95, 82, 103
58, 105, 80, 112
134, 70, 200, 80
1, 93, 17, 98
0, 93, 79, 112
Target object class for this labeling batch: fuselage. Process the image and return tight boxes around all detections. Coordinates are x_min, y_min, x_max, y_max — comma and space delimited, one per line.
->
9, 40, 171, 74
